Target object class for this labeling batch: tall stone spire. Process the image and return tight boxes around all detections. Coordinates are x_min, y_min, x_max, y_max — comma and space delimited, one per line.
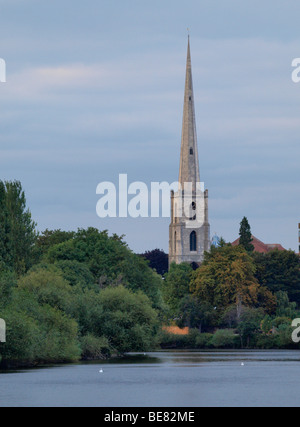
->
169, 37, 210, 268
178, 36, 200, 190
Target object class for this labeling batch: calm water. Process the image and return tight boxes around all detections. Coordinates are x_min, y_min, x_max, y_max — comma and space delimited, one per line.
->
1, 350, 300, 407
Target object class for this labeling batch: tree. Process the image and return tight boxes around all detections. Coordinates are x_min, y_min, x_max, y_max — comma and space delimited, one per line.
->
96, 286, 159, 354
220, 305, 239, 329
18, 268, 74, 313
190, 245, 275, 318
162, 263, 193, 316
54, 260, 96, 290
32, 229, 75, 264
45, 227, 163, 308
239, 217, 254, 253
275, 291, 299, 319
0, 181, 37, 274
253, 250, 300, 305
0, 271, 16, 309
178, 295, 217, 332
140, 249, 169, 276
0, 275, 81, 366
237, 307, 264, 348
0, 181, 11, 269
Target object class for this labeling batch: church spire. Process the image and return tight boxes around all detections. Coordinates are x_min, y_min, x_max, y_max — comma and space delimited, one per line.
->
169, 37, 210, 267
178, 37, 200, 191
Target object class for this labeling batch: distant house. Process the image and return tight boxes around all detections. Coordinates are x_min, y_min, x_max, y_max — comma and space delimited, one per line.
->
232, 235, 285, 253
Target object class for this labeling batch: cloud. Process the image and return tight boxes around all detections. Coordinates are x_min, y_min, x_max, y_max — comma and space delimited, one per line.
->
0, 3, 300, 253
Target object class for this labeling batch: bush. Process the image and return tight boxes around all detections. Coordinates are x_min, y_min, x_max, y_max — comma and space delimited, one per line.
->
18, 269, 73, 313
96, 286, 159, 354
55, 260, 96, 290
255, 334, 280, 349
159, 331, 190, 349
195, 333, 214, 349
80, 334, 111, 360
34, 305, 81, 363
0, 309, 40, 366
159, 329, 213, 349
211, 329, 239, 349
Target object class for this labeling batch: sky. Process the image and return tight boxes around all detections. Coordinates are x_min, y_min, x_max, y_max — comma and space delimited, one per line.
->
0, 0, 299, 253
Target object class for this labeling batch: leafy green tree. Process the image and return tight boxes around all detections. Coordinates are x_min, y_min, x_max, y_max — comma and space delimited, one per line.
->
261, 315, 273, 334
253, 250, 300, 305
80, 334, 111, 360
162, 263, 193, 316
96, 286, 159, 354
0, 309, 40, 365
0, 271, 16, 309
237, 307, 264, 348
69, 290, 104, 336
0, 290, 80, 366
239, 217, 254, 253
18, 268, 74, 313
220, 305, 239, 328
0, 181, 11, 269
177, 295, 217, 332
0, 181, 36, 274
275, 291, 299, 318
54, 260, 96, 290
190, 245, 274, 317
45, 227, 163, 308
32, 229, 75, 263
34, 305, 80, 363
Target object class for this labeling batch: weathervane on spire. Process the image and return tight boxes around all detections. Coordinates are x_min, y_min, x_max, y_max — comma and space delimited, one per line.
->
187, 28, 190, 38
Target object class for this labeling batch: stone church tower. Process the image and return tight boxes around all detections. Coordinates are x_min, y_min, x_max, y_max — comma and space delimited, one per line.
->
169, 38, 210, 267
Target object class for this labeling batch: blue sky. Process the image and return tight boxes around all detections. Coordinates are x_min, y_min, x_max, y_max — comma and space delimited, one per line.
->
0, 0, 300, 253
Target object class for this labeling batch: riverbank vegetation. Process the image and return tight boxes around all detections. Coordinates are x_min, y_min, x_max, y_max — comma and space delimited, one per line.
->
0, 181, 161, 368
161, 219, 300, 350
0, 182, 300, 368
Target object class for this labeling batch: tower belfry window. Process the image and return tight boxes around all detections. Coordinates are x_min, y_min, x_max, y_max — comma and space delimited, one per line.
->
190, 148, 193, 155
190, 231, 197, 252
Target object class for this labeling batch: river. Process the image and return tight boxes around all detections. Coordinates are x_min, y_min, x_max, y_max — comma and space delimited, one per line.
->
1, 350, 300, 407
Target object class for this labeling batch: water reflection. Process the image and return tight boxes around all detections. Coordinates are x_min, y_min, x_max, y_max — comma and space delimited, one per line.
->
114, 350, 300, 366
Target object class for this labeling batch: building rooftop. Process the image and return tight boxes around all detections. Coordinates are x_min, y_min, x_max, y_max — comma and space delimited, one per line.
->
232, 235, 286, 253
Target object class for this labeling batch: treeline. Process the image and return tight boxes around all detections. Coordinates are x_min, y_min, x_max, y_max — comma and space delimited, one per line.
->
161, 218, 300, 350
1, 183, 300, 367
0, 181, 162, 368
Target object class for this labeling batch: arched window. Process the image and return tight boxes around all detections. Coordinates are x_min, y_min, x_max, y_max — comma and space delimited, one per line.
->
190, 231, 197, 252
174, 231, 177, 253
